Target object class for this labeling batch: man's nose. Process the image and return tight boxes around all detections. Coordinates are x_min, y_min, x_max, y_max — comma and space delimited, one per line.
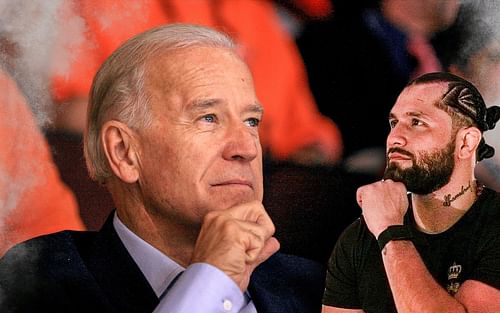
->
222, 123, 259, 161
387, 124, 408, 148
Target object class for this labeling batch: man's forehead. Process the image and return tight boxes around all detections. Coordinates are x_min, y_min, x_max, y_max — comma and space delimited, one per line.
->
146, 46, 247, 87
144, 46, 257, 114
399, 83, 448, 105
390, 82, 451, 115
406, 82, 448, 97
149, 45, 239, 70
146, 47, 223, 86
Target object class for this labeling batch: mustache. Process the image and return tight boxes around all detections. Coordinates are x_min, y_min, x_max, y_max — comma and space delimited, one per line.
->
387, 147, 414, 159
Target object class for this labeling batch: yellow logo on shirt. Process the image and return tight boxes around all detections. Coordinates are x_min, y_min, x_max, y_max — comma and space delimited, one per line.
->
446, 262, 462, 295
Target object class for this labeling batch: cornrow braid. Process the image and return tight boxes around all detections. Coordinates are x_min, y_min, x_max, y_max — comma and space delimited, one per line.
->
409, 72, 500, 161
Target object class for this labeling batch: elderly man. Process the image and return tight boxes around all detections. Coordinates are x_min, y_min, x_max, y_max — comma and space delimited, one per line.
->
0, 24, 324, 313
322, 72, 500, 312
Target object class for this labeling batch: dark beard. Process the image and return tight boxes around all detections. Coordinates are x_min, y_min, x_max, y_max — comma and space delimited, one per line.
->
383, 141, 455, 195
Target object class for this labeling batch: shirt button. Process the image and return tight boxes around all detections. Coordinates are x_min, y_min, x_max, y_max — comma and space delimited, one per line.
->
223, 299, 233, 311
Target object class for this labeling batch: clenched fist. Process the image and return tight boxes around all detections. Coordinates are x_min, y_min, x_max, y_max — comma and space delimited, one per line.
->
357, 179, 409, 238
190, 200, 280, 291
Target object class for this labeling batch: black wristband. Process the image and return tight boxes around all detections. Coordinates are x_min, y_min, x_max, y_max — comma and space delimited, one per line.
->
377, 225, 413, 251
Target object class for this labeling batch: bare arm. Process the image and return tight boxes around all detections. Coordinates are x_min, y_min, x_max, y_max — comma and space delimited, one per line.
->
455, 280, 500, 312
382, 240, 500, 312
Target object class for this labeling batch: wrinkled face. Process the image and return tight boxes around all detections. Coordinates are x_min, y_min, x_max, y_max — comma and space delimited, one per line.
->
137, 46, 263, 226
383, 83, 457, 194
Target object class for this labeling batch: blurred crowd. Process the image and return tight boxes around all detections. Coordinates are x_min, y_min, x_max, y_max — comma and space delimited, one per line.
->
0, 0, 499, 261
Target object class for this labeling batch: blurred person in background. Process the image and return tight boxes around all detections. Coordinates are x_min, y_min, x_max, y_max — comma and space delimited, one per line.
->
0, 1, 84, 255
442, 0, 500, 191
1, 0, 115, 232
0, 69, 84, 256
298, 0, 460, 176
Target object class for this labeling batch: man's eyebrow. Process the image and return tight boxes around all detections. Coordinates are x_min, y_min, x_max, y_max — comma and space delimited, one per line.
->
245, 102, 264, 114
188, 99, 263, 115
188, 98, 222, 112
388, 111, 431, 120
406, 111, 430, 119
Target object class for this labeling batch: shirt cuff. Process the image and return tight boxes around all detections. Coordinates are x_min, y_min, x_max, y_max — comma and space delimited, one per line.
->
153, 263, 246, 313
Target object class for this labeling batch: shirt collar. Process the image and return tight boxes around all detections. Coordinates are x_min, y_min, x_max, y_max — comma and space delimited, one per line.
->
113, 213, 185, 297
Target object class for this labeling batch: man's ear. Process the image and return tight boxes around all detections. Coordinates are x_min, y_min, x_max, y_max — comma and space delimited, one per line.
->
101, 120, 140, 183
456, 126, 482, 159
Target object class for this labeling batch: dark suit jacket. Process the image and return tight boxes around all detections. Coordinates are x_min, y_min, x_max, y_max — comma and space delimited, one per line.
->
0, 215, 325, 313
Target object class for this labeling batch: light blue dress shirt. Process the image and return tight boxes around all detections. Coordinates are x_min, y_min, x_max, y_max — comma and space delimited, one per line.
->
113, 214, 257, 312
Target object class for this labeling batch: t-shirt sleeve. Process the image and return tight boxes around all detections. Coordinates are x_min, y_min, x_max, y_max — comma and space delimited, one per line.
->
323, 220, 362, 309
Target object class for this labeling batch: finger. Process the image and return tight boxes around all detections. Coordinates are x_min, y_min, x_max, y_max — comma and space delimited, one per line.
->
253, 210, 275, 236
225, 201, 275, 237
201, 217, 269, 261
224, 200, 263, 220
241, 226, 267, 263
237, 219, 272, 243
256, 237, 280, 264
248, 237, 280, 272
202, 202, 264, 229
226, 201, 267, 223
223, 219, 276, 264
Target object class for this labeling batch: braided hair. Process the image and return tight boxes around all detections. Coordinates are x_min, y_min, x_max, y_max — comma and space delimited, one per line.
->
409, 72, 500, 161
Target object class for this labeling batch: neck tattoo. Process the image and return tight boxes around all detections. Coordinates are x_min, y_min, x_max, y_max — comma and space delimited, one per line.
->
443, 181, 473, 207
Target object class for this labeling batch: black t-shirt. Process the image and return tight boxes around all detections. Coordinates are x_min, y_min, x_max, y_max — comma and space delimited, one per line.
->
323, 187, 500, 312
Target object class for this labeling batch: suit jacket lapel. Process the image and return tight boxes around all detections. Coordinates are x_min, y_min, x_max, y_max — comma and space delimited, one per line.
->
83, 214, 159, 313
248, 253, 326, 313
248, 255, 295, 313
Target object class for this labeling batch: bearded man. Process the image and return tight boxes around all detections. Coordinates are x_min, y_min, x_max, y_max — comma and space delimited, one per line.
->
322, 72, 500, 313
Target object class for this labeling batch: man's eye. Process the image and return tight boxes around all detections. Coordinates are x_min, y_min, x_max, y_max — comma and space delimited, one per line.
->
389, 119, 397, 128
201, 114, 217, 123
412, 118, 424, 126
245, 118, 260, 127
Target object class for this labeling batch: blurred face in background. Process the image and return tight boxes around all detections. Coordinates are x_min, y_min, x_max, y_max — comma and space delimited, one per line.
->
382, 0, 460, 35
429, 0, 461, 31
464, 39, 500, 106
0, 1, 86, 127
462, 39, 500, 172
